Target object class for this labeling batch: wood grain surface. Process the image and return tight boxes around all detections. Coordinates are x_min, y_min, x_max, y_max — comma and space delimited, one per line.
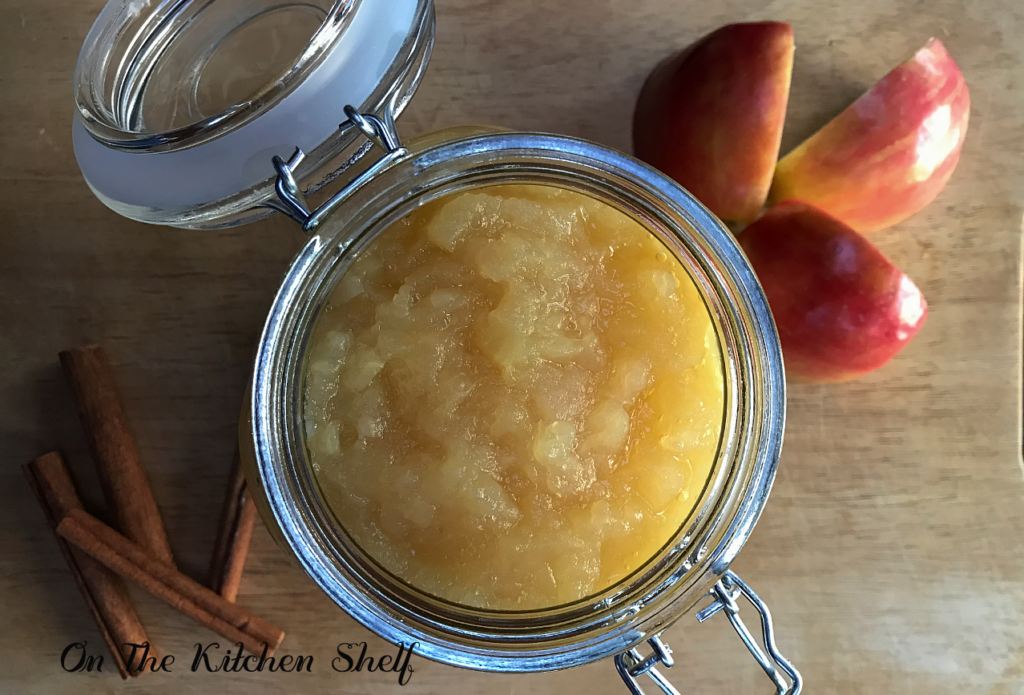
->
2, 0, 1023, 693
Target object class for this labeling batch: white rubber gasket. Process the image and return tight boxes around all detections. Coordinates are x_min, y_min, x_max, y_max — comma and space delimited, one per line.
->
73, 0, 418, 210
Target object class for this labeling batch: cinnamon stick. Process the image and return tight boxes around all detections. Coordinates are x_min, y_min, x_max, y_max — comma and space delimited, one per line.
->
207, 448, 258, 602
24, 452, 150, 679
57, 508, 284, 656
59, 344, 174, 565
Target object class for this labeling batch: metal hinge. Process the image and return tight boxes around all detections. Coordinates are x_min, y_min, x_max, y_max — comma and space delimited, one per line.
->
615, 571, 802, 695
265, 103, 408, 233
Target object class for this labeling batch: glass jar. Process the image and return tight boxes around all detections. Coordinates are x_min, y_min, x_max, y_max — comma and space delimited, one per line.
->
73, 1, 799, 692
238, 110, 797, 692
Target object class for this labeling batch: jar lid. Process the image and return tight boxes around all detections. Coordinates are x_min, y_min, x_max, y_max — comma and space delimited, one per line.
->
72, 0, 434, 228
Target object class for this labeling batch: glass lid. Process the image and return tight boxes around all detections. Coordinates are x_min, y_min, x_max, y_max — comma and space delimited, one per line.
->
72, 0, 434, 228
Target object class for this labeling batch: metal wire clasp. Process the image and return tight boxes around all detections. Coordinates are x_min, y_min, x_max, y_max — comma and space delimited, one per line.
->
615, 635, 682, 695
265, 103, 408, 232
615, 571, 801, 695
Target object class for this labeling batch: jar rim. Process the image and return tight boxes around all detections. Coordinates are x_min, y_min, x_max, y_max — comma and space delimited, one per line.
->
74, 0, 360, 150
246, 131, 786, 671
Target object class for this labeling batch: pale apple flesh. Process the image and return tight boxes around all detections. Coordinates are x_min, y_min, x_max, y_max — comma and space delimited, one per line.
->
770, 38, 970, 233
739, 201, 928, 383
633, 22, 794, 224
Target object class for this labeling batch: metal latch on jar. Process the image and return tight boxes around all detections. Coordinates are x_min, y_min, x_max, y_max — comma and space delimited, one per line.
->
615, 571, 802, 695
266, 103, 408, 233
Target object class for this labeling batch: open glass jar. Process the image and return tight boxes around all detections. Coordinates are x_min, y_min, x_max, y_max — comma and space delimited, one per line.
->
73, 1, 799, 693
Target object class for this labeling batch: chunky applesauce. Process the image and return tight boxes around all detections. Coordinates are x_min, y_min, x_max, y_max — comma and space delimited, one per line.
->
304, 184, 724, 610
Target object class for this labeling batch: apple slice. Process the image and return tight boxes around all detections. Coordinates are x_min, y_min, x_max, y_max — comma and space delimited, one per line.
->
633, 22, 794, 224
739, 201, 928, 383
770, 38, 970, 233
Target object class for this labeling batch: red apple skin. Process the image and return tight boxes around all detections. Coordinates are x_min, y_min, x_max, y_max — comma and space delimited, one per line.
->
633, 22, 794, 224
770, 38, 970, 233
739, 201, 928, 383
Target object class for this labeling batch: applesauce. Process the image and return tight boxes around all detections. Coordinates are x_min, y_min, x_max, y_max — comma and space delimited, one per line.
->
303, 184, 724, 610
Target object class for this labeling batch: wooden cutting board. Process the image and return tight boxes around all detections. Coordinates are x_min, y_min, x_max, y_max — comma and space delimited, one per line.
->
1, 0, 1022, 693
